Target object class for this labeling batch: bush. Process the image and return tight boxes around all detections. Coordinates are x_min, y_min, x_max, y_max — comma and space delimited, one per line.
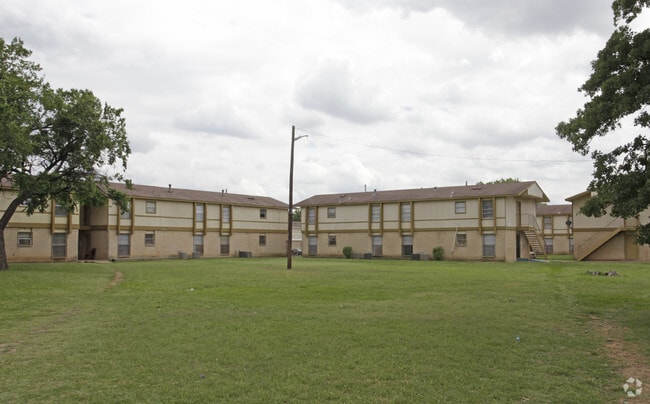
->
343, 246, 353, 259
432, 246, 444, 261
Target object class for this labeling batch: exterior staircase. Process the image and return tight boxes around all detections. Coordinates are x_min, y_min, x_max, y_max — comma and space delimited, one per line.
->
575, 226, 624, 261
523, 230, 547, 260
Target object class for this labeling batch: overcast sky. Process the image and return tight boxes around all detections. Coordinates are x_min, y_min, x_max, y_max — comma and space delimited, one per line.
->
1, 0, 632, 204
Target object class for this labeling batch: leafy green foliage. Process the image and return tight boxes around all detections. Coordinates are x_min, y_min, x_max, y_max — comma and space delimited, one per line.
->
556, 1, 650, 244
476, 178, 520, 185
0, 38, 131, 269
432, 246, 444, 261
342, 246, 352, 258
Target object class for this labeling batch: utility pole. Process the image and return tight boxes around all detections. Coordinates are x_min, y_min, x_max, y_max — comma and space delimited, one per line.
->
287, 125, 307, 269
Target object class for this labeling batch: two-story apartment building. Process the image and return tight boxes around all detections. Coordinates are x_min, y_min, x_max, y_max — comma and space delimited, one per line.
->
535, 204, 573, 255
566, 191, 650, 261
1, 180, 288, 263
297, 181, 549, 262
0, 179, 80, 263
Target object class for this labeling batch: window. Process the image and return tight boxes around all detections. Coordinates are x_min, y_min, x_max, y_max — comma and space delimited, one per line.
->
193, 235, 204, 255
401, 203, 411, 222
327, 207, 336, 218
371, 204, 380, 222
222, 206, 231, 223
455, 233, 467, 247
569, 237, 574, 254
482, 200, 494, 219
544, 237, 553, 254
117, 234, 130, 257
18, 231, 32, 247
308, 207, 316, 225
260, 208, 267, 219
54, 203, 68, 217
308, 236, 317, 256
145, 233, 155, 247
328, 234, 336, 246
259, 234, 267, 246
402, 235, 413, 256
372, 236, 383, 257
455, 201, 466, 214
543, 216, 552, 230
121, 200, 131, 219
220, 235, 230, 255
482, 234, 496, 257
52, 233, 67, 258
145, 201, 156, 214
196, 204, 204, 222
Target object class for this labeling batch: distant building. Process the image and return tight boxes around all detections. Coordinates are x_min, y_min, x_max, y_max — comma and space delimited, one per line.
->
297, 181, 549, 262
566, 191, 650, 261
535, 204, 573, 255
1, 180, 288, 263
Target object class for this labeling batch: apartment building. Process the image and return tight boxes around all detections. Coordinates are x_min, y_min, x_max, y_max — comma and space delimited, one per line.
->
566, 191, 650, 261
535, 204, 573, 255
297, 181, 549, 262
1, 181, 288, 263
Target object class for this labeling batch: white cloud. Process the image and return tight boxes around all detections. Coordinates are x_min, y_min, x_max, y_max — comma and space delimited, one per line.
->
0, 0, 620, 205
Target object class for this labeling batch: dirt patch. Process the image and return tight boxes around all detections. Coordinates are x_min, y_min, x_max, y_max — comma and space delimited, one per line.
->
107, 271, 124, 288
0, 342, 18, 354
591, 316, 649, 402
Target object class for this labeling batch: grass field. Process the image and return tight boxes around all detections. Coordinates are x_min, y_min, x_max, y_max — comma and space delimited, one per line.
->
0, 258, 648, 402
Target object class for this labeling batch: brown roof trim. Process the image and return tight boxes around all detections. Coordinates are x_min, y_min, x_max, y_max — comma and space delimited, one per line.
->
110, 182, 288, 208
297, 181, 549, 206
536, 204, 571, 216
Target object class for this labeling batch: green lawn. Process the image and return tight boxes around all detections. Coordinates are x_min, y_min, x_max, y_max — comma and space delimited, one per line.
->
0, 258, 648, 402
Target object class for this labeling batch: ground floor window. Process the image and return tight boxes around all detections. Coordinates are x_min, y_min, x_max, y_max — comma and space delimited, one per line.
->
402, 235, 413, 256
259, 234, 266, 246
569, 237, 574, 254
455, 233, 467, 247
544, 237, 553, 254
145, 232, 155, 247
220, 235, 230, 255
372, 235, 383, 257
482, 234, 496, 257
52, 233, 67, 258
18, 231, 33, 247
308, 236, 317, 256
328, 234, 337, 247
193, 234, 204, 255
118, 234, 130, 257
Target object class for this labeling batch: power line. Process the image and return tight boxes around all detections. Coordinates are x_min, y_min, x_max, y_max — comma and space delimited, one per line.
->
295, 127, 590, 164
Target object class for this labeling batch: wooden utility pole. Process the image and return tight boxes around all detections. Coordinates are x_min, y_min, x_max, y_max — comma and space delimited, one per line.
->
287, 125, 306, 269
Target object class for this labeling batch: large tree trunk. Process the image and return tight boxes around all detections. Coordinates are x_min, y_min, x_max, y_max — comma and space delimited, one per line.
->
0, 196, 27, 270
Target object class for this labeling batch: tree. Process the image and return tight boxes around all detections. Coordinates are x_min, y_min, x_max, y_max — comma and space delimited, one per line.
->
476, 178, 520, 185
0, 38, 131, 269
556, 0, 650, 244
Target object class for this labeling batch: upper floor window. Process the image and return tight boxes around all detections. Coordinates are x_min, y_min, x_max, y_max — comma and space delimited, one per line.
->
308, 207, 316, 225
401, 203, 411, 222
222, 205, 231, 223
543, 216, 552, 230
121, 200, 131, 219
196, 204, 204, 222
455, 201, 466, 214
145, 201, 157, 214
371, 204, 380, 222
482, 200, 494, 219
260, 208, 267, 219
327, 207, 336, 218
54, 203, 68, 217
